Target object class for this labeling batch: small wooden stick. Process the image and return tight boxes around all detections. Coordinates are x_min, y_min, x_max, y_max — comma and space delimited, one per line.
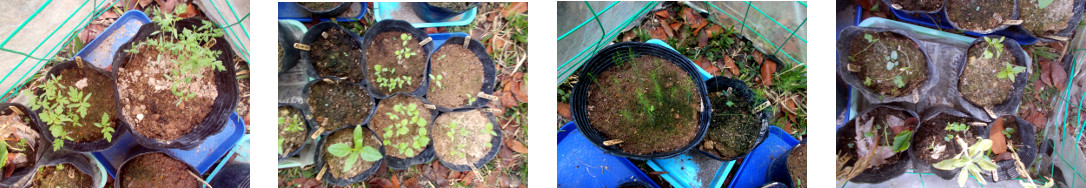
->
1003, 20, 1023, 25
477, 92, 498, 100
8, 106, 23, 115
424, 104, 437, 110
463, 35, 471, 47
419, 37, 433, 46
188, 171, 212, 188
322, 78, 336, 84
890, 4, 902, 9
317, 165, 328, 181
482, 108, 502, 114
846, 63, 861, 72
310, 126, 325, 140
1045, 35, 1069, 41
74, 56, 85, 68
293, 43, 310, 51
603, 139, 623, 146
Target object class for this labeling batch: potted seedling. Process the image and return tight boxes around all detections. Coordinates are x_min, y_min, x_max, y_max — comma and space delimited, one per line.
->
370, 94, 435, 169
944, 0, 1018, 34
932, 138, 999, 187
315, 124, 384, 185
299, 22, 365, 83
432, 109, 503, 171
909, 107, 990, 180
304, 78, 376, 136
114, 7, 239, 149
31, 152, 104, 188
427, 36, 498, 112
882, 0, 944, 13
296, 2, 351, 17
698, 76, 769, 161
569, 42, 711, 159
957, 36, 1029, 121
838, 27, 933, 104
835, 105, 918, 184
1019, 0, 1084, 40
414, 2, 480, 22
361, 19, 433, 98
769, 142, 807, 188
279, 104, 311, 160
116, 149, 203, 188
29, 60, 122, 152
980, 115, 1037, 181
0, 103, 43, 188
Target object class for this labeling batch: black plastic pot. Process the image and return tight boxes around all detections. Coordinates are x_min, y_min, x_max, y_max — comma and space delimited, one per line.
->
34, 151, 104, 187
313, 125, 385, 186
298, 22, 366, 83
278, 103, 313, 161
433, 109, 502, 171
837, 26, 938, 104
429, 36, 497, 112
1021, 0, 1086, 41
115, 146, 200, 188
836, 105, 917, 184
301, 77, 378, 136
908, 106, 991, 180
697, 76, 769, 161
112, 18, 238, 150
413, 2, 480, 22
767, 141, 805, 188
943, 0, 1019, 34
360, 19, 433, 99
569, 42, 711, 160
0, 103, 45, 188
954, 36, 1030, 123
880, 0, 944, 14
36, 61, 128, 152
295, 2, 352, 17
374, 93, 437, 169
980, 115, 1037, 182
279, 21, 302, 74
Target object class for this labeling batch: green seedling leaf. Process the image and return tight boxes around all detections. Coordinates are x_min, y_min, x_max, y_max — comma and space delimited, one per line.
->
892, 130, 913, 153
327, 143, 352, 157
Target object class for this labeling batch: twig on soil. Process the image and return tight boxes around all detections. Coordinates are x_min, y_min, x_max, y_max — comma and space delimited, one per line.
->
189, 171, 213, 188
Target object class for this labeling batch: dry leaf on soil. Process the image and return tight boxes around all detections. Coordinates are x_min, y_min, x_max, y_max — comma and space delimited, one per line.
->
558, 103, 571, 119
505, 138, 528, 153
723, 56, 739, 76
367, 177, 394, 188
501, 2, 528, 18
760, 59, 778, 86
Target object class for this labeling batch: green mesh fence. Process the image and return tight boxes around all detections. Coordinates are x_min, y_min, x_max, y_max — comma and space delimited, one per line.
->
556, 1, 807, 84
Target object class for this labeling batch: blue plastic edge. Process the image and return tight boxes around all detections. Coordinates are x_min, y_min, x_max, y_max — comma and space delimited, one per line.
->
277, 2, 367, 22
885, 4, 1036, 45
74, 10, 151, 68
559, 122, 661, 188
92, 112, 246, 178
204, 134, 249, 188
373, 2, 476, 28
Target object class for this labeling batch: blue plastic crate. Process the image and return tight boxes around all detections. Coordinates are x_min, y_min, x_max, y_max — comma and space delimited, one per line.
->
726, 126, 799, 188
278, 2, 367, 22
373, 2, 476, 28
557, 122, 661, 188
885, 4, 1036, 45
92, 113, 246, 178
74, 10, 151, 68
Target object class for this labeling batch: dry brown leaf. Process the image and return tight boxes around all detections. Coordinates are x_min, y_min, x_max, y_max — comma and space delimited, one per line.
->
990, 117, 1007, 154
367, 177, 394, 188
648, 27, 667, 40
669, 22, 682, 31
658, 21, 674, 39
177, 3, 197, 18
405, 177, 420, 188
505, 138, 528, 153
558, 103, 572, 119
501, 92, 518, 108
695, 60, 720, 76
390, 173, 402, 188
698, 30, 709, 48
723, 56, 739, 76
514, 79, 528, 103
654, 10, 670, 18
705, 25, 723, 37
461, 171, 475, 185
1051, 60, 1068, 89
760, 59, 777, 86
138, 0, 153, 8
501, 2, 528, 19
156, 0, 180, 14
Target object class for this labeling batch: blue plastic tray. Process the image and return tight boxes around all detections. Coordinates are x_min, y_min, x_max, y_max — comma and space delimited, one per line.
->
278, 2, 367, 22
885, 4, 1036, 45
92, 112, 246, 177
74, 10, 151, 68
373, 2, 476, 28
726, 126, 799, 188
557, 122, 661, 188
205, 134, 249, 187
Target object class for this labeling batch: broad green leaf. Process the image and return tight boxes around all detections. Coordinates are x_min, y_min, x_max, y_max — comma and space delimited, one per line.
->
957, 167, 970, 187
934, 158, 966, 170
968, 164, 987, 185
344, 152, 359, 172
359, 146, 381, 161
353, 125, 364, 142
1039, 0, 1054, 9
975, 155, 998, 171
892, 130, 913, 153
327, 143, 352, 157
970, 139, 993, 156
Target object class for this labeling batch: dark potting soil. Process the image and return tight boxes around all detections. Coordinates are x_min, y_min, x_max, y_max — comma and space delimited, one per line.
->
300, 2, 341, 11
847, 107, 914, 168
945, 0, 1016, 32
53, 67, 118, 142
916, 115, 979, 164
429, 44, 483, 108
987, 116, 1022, 161
365, 31, 426, 95
311, 28, 364, 83
891, 0, 943, 12
1020, 0, 1075, 37
700, 90, 758, 159
322, 126, 380, 179
370, 95, 433, 159
120, 153, 200, 188
278, 106, 305, 157
429, 2, 475, 12
0, 113, 37, 175
433, 110, 492, 165
959, 40, 1016, 107
847, 31, 927, 97
586, 55, 699, 155
307, 80, 373, 132
31, 164, 92, 188
788, 144, 807, 188
118, 42, 217, 141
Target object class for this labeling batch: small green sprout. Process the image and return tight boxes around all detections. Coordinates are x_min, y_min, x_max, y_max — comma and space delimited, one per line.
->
997, 62, 1026, 82
327, 125, 383, 172
381, 103, 429, 157
933, 138, 998, 187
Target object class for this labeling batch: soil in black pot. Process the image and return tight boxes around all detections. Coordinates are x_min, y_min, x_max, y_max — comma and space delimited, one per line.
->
307, 80, 374, 132
945, 0, 1015, 32
311, 28, 364, 83
959, 37, 1018, 107
586, 55, 699, 155
365, 31, 426, 95
891, 0, 943, 12
31, 163, 92, 188
700, 89, 758, 159
838, 107, 916, 172
430, 2, 475, 12
429, 43, 483, 108
300, 2, 341, 11
846, 31, 927, 97
322, 126, 381, 179
0, 112, 38, 178
987, 116, 1022, 162
119, 42, 218, 141
915, 115, 980, 165
120, 153, 199, 188
370, 95, 433, 159
788, 144, 807, 188
433, 110, 494, 165
40, 67, 119, 142
279, 106, 306, 157
1020, 0, 1076, 37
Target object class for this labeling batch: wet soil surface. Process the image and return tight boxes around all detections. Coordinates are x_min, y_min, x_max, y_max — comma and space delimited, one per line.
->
370, 95, 433, 158
916, 115, 979, 164
322, 126, 380, 179
307, 80, 373, 132
788, 144, 807, 188
891, 0, 944, 12
959, 40, 1016, 107
1020, 0, 1075, 37
700, 90, 758, 159
52, 67, 118, 142
586, 55, 699, 155
430, 2, 475, 12
311, 28, 364, 83
429, 44, 483, 108
433, 110, 492, 165
118, 42, 217, 141
32, 164, 92, 188
848, 31, 927, 97
278, 106, 305, 157
945, 0, 1015, 32
365, 31, 426, 95
300, 2, 341, 11
120, 153, 199, 188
